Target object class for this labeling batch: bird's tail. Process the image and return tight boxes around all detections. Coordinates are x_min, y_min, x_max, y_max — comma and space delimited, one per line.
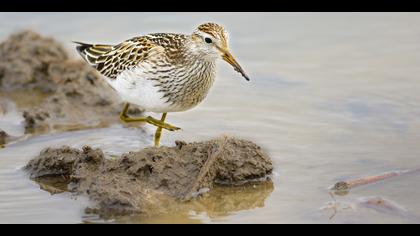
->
74, 41, 113, 69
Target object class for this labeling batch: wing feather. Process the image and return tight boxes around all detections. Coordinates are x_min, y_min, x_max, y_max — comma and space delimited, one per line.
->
75, 37, 163, 79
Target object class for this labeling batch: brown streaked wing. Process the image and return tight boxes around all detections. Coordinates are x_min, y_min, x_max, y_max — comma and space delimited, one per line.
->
81, 37, 163, 79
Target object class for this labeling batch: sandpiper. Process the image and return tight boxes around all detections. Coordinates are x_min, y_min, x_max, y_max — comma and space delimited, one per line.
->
75, 23, 249, 147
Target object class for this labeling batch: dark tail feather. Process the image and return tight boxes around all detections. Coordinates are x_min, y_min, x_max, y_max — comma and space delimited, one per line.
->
73, 41, 96, 66
73, 41, 113, 67
74, 41, 92, 56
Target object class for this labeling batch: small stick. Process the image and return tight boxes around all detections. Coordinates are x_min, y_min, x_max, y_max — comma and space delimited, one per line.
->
331, 168, 420, 194
183, 137, 227, 201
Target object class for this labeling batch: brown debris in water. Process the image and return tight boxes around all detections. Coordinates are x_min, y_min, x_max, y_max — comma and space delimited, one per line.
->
24, 136, 273, 216
0, 129, 9, 147
330, 169, 419, 196
0, 30, 142, 134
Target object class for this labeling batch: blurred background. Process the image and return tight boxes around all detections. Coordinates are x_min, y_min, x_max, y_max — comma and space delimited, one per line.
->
1, 12, 420, 223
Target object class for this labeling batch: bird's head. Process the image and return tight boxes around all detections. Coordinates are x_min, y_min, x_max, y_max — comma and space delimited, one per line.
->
191, 23, 250, 81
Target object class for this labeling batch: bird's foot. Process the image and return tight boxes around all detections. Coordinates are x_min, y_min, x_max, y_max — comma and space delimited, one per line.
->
120, 115, 180, 131
146, 116, 181, 131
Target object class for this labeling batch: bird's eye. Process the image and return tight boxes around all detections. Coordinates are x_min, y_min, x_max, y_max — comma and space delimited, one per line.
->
205, 37, 213, 44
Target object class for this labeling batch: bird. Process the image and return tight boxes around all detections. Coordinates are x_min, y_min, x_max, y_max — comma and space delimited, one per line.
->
74, 22, 249, 147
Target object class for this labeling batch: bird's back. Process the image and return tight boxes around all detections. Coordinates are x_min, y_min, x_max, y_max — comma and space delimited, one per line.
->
75, 33, 216, 112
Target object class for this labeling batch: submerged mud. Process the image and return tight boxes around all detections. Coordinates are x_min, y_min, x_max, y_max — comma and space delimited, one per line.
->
25, 136, 273, 216
0, 31, 142, 134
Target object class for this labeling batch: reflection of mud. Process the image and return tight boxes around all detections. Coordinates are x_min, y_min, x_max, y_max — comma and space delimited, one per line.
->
190, 181, 274, 218
0, 31, 142, 134
112, 182, 274, 223
25, 136, 273, 217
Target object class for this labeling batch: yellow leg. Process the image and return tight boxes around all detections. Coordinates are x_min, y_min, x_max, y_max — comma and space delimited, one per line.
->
119, 103, 131, 121
119, 103, 180, 131
154, 113, 167, 147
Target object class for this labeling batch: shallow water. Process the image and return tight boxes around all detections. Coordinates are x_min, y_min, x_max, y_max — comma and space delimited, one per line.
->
1, 12, 420, 223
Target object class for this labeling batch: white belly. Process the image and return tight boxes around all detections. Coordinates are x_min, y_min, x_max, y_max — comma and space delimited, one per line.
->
104, 59, 216, 113
106, 69, 180, 113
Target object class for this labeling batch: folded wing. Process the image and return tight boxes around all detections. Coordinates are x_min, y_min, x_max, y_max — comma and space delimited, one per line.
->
75, 37, 163, 79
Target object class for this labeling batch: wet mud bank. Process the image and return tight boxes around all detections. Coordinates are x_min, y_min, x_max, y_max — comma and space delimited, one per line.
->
0, 31, 142, 134
25, 136, 273, 216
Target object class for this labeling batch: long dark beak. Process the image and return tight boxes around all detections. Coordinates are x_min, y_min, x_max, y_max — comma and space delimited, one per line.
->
222, 51, 250, 81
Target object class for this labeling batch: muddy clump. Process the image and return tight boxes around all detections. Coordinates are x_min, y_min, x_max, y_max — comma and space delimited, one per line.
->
0, 30, 142, 134
0, 30, 68, 91
25, 136, 273, 216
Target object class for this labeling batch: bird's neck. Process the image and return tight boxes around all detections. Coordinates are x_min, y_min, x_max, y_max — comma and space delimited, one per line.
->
181, 37, 218, 64
161, 39, 217, 110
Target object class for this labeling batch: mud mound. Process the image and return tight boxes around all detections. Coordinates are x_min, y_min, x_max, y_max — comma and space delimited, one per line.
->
0, 31, 142, 134
0, 30, 68, 91
25, 136, 273, 216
